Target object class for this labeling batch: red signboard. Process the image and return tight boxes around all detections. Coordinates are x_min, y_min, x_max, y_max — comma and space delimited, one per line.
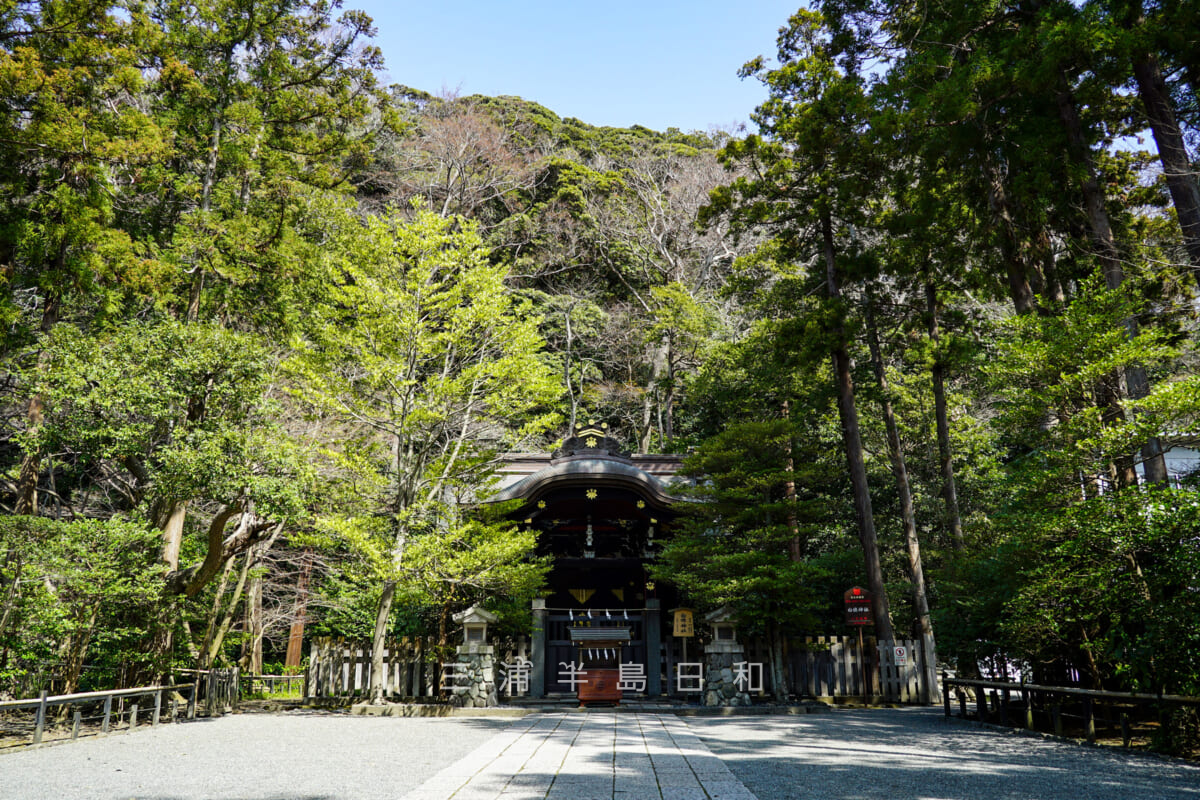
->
844, 586, 873, 626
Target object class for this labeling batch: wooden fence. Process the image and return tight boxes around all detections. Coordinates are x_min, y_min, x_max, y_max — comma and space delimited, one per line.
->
176, 667, 240, 715
774, 636, 930, 703
306, 637, 440, 700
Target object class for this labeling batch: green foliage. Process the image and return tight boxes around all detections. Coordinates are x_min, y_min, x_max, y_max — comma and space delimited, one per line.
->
987, 274, 1195, 505
290, 206, 559, 641
0, 515, 162, 693
400, 507, 550, 636
953, 489, 1200, 694
653, 420, 829, 636
28, 317, 310, 522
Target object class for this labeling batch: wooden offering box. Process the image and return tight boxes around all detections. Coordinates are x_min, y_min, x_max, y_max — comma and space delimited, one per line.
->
569, 625, 631, 707
578, 668, 621, 705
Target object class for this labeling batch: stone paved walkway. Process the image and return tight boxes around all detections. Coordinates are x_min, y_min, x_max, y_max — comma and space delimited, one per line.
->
4, 706, 1198, 800
401, 713, 755, 800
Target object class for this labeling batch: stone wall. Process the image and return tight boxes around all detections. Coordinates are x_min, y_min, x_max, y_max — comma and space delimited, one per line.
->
452, 644, 497, 708
704, 642, 751, 707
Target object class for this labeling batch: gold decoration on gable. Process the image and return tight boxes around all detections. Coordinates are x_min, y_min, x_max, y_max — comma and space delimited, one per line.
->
569, 588, 596, 605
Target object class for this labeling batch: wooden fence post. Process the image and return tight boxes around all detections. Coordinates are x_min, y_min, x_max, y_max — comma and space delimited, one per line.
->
72, 710, 81, 740
153, 689, 162, 727
103, 695, 113, 732
129, 703, 138, 731
32, 690, 48, 745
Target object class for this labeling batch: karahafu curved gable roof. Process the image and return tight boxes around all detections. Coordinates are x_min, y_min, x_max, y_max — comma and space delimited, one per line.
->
488, 456, 683, 507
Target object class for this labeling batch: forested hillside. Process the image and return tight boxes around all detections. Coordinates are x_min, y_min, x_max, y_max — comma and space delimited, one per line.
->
1, 0, 1197, 730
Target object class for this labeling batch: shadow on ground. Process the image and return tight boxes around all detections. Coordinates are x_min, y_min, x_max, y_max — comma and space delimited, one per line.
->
688, 707, 1200, 800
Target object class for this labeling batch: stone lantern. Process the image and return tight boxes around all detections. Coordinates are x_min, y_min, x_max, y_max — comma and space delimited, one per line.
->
451, 605, 498, 707
455, 605, 498, 651
707, 606, 738, 646
702, 606, 751, 707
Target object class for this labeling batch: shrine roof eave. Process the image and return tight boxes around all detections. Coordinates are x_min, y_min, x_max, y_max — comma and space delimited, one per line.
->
486, 456, 683, 507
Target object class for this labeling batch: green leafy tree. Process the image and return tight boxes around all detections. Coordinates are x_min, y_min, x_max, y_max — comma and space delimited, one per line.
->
141, 0, 387, 327
26, 318, 311, 673
289, 205, 559, 702
0, 516, 162, 695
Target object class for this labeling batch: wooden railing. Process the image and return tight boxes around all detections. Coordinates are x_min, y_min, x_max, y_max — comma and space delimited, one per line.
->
942, 674, 1200, 745
0, 684, 195, 749
241, 672, 304, 697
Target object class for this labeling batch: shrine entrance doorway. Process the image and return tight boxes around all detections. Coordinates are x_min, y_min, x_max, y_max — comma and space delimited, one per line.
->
490, 425, 683, 699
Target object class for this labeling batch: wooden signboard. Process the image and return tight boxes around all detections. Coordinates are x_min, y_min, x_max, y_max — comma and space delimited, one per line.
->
844, 587, 873, 626
672, 608, 695, 637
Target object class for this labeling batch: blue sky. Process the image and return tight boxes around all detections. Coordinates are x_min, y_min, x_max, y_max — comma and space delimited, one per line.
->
350, 1, 803, 133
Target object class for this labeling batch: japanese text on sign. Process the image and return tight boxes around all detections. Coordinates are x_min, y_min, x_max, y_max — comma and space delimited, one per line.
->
672, 608, 695, 637
844, 586, 873, 626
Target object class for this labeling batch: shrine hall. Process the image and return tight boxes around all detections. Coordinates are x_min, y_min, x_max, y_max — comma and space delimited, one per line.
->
489, 424, 685, 698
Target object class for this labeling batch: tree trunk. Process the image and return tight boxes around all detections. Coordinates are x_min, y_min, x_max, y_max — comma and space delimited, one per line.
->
821, 209, 894, 640
58, 602, 100, 698
663, 334, 676, 447
13, 394, 44, 516
14, 296, 60, 515
640, 336, 669, 453
158, 500, 188, 571
242, 555, 264, 675
207, 553, 252, 669
196, 556, 238, 671
369, 580, 396, 704
768, 619, 787, 702
1132, 51, 1200, 269
865, 297, 940, 703
284, 549, 313, 670
781, 400, 803, 562
1055, 84, 1169, 485
983, 152, 1037, 315
143, 600, 179, 686
925, 283, 965, 552
0, 551, 23, 672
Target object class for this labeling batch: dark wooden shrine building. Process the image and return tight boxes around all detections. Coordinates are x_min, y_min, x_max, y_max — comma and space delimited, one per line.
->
489, 424, 684, 697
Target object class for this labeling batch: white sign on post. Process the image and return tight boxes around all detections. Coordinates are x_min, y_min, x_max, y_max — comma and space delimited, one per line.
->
894, 645, 908, 666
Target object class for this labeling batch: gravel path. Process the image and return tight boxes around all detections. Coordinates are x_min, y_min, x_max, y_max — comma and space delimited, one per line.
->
685, 706, 1200, 800
2, 707, 1198, 800
0, 711, 515, 800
